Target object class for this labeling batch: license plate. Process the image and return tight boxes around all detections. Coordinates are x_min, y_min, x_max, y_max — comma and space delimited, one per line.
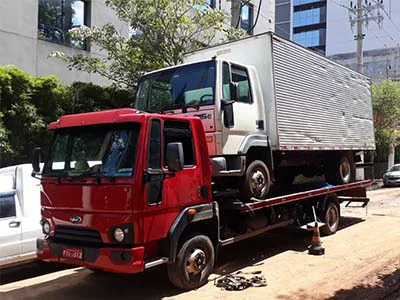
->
62, 247, 83, 260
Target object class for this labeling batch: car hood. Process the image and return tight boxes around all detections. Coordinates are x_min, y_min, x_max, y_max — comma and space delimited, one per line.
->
385, 171, 400, 176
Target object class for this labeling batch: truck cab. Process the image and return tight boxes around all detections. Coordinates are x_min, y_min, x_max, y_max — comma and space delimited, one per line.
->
36, 109, 215, 283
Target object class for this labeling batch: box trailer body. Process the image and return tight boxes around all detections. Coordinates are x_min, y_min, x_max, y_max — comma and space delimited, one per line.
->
183, 32, 375, 152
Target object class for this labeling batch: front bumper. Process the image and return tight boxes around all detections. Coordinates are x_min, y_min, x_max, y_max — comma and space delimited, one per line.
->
383, 178, 400, 186
36, 238, 145, 274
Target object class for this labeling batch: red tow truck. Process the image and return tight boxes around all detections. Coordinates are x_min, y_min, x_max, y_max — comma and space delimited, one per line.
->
34, 109, 371, 289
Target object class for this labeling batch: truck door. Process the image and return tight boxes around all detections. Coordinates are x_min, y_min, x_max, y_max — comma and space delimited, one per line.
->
0, 174, 22, 263
221, 62, 262, 153
142, 118, 204, 243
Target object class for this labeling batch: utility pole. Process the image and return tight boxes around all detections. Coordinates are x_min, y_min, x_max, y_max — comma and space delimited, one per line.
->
356, 0, 363, 72
347, 0, 384, 73
231, 0, 241, 28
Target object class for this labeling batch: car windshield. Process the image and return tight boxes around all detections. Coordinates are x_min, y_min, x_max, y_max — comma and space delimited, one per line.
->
43, 123, 140, 178
389, 165, 400, 172
134, 61, 216, 112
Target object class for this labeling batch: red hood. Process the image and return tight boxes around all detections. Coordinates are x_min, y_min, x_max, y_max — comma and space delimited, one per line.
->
41, 182, 133, 213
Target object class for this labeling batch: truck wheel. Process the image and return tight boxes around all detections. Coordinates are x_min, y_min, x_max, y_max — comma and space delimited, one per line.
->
319, 202, 340, 235
167, 235, 214, 290
240, 160, 271, 200
325, 155, 353, 185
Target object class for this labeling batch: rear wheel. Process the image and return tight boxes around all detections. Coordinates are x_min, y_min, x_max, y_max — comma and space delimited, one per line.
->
167, 235, 214, 290
325, 154, 354, 185
240, 160, 271, 200
319, 202, 340, 235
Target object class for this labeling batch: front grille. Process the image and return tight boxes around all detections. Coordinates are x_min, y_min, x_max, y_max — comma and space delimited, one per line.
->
54, 225, 102, 244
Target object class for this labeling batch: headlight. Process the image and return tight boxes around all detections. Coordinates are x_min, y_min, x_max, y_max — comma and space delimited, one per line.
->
113, 228, 125, 242
42, 220, 51, 235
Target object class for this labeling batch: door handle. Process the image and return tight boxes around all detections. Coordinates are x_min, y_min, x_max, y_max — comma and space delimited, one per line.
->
9, 221, 21, 228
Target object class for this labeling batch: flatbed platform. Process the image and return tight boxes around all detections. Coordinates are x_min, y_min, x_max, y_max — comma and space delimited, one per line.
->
215, 180, 372, 213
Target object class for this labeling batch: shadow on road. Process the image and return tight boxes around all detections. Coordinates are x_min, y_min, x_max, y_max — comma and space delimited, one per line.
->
327, 267, 400, 300
0, 261, 72, 285
275, 267, 400, 300
1, 216, 367, 300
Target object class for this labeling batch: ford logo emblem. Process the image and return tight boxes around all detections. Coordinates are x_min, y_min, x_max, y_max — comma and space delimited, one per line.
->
70, 216, 82, 223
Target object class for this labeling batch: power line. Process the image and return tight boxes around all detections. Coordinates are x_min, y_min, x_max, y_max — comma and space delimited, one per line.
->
246, 0, 263, 33
379, 2, 400, 39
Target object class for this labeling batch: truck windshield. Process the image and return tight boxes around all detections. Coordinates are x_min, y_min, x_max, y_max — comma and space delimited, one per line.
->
135, 61, 215, 112
43, 123, 140, 178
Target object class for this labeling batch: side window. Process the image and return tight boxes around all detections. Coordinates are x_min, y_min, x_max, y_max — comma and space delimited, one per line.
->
231, 65, 252, 103
148, 119, 161, 169
222, 62, 231, 100
147, 119, 162, 205
0, 192, 16, 219
164, 121, 195, 167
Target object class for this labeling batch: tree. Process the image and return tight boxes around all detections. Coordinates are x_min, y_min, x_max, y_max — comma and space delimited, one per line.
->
372, 80, 400, 167
51, 0, 245, 87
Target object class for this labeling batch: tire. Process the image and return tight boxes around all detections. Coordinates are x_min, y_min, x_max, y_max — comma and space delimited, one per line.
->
167, 235, 214, 290
319, 202, 340, 236
240, 160, 271, 199
325, 154, 354, 185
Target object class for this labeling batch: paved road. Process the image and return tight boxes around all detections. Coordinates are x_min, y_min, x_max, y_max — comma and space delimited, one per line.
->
1, 187, 399, 300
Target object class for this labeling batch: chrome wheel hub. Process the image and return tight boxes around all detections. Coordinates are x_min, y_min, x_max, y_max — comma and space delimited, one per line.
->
250, 170, 266, 194
186, 248, 206, 275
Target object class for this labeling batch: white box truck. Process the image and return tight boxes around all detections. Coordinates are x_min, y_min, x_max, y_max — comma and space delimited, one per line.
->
134, 32, 375, 199
0, 164, 42, 268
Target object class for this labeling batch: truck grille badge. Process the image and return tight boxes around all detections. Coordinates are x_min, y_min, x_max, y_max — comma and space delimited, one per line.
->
70, 216, 82, 223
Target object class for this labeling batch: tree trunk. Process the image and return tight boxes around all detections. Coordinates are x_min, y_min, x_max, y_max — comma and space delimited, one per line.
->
388, 143, 395, 170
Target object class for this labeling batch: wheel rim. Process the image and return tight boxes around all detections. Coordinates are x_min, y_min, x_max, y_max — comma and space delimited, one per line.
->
340, 158, 351, 183
250, 169, 267, 197
326, 205, 338, 231
186, 248, 206, 276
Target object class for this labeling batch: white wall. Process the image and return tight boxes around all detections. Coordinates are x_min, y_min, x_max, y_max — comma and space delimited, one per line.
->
327, 0, 400, 56
0, 0, 128, 85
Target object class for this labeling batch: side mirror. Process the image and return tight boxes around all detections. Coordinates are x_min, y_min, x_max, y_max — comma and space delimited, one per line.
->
229, 81, 240, 102
32, 147, 42, 173
221, 99, 234, 128
166, 142, 184, 172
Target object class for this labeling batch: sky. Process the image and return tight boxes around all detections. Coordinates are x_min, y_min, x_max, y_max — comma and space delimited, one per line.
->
326, 0, 400, 55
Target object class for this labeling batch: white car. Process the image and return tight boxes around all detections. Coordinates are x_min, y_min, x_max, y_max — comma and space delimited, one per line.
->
0, 164, 42, 268
383, 164, 400, 187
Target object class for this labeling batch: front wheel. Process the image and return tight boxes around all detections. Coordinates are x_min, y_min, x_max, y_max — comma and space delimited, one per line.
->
240, 160, 271, 200
167, 235, 214, 290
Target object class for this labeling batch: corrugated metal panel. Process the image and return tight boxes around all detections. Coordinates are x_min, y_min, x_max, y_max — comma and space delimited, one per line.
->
272, 37, 375, 150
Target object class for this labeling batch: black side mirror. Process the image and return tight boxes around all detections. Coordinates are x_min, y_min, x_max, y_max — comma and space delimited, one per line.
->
166, 142, 184, 172
221, 99, 234, 128
229, 81, 240, 102
32, 147, 42, 173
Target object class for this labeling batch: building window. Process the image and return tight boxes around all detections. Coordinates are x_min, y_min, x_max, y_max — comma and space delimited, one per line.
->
293, 8, 320, 27
38, 0, 89, 50
240, 1, 254, 32
293, 0, 321, 5
293, 29, 320, 47
206, 0, 215, 8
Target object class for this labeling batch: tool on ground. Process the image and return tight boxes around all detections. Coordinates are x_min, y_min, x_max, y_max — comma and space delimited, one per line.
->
308, 206, 325, 255
214, 270, 267, 291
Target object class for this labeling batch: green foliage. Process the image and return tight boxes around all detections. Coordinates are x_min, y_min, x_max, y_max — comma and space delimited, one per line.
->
372, 80, 400, 162
0, 65, 134, 167
51, 0, 245, 87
